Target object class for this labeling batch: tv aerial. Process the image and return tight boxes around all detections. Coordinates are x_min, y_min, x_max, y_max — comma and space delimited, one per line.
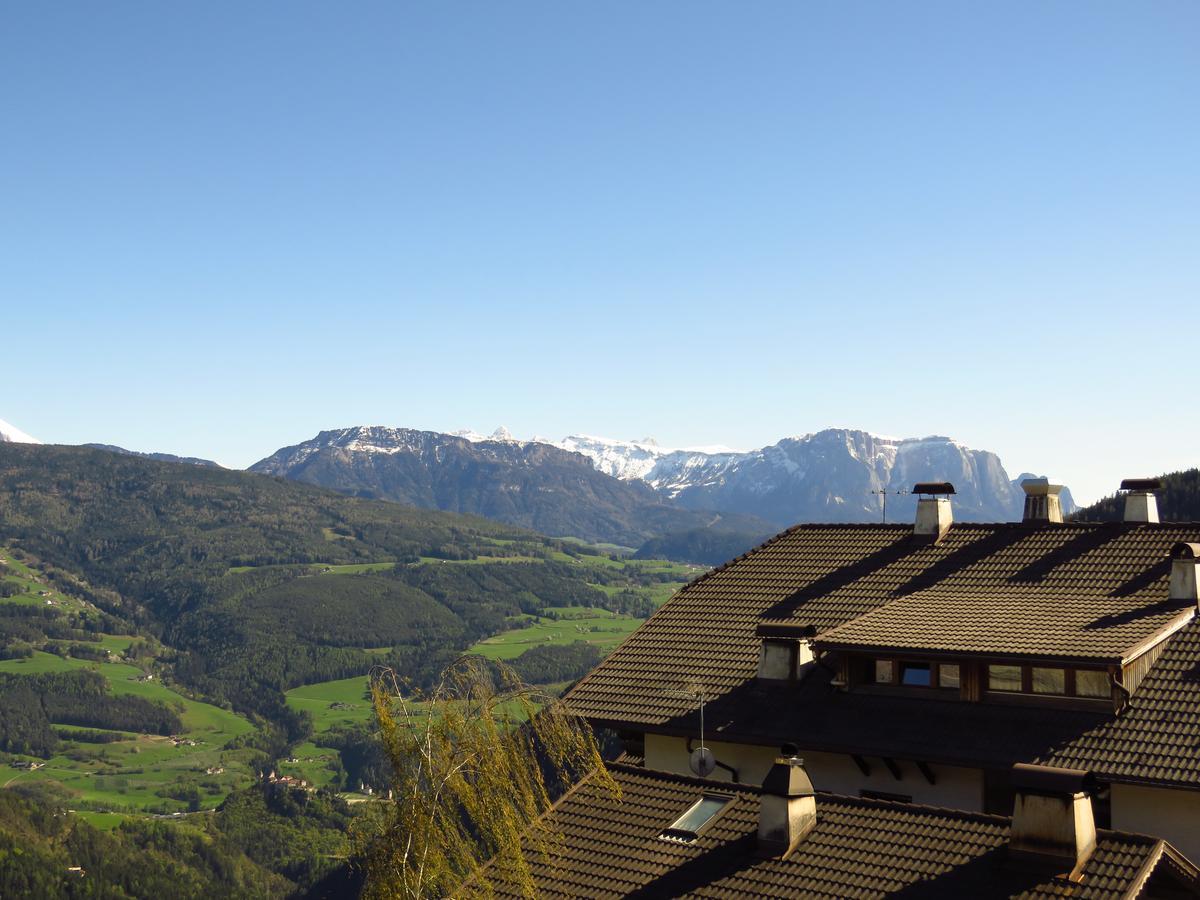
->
870, 487, 909, 524
665, 685, 714, 777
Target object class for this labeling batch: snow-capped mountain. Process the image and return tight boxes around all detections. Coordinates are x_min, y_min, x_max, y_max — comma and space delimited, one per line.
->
249, 426, 771, 547
254, 424, 1071, 549
456, 426, 1072, 525
555, 435, 741, 482
0, 418, 40, 444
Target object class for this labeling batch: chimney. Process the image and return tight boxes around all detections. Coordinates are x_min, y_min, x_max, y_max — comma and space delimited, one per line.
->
757, 745, 816, 859
755, 623, 816, 682
913, 482, 955, 540
1020, 478, 1064, 524
1170, 542, 1200, 604
1008, 764, 1097, 881
1121, 478, 1161, 523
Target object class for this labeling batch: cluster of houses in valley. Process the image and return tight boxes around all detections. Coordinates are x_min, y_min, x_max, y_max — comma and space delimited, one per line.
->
495, 479, 1200, 898
262, 769, 313, 791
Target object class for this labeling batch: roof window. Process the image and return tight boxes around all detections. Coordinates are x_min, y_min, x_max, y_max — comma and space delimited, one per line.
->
660, 794, 733, 843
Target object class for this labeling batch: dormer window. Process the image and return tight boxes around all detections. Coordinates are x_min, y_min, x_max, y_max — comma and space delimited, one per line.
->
899, 662, 931, 687
854, 655, 1113, 705
868, 657, 957, 691
987, 663, 1110, 699
938, 664, 960, 689
988, 665, 1022, 692
1075, 670, 1109, 698
1032, 667, 1065, 695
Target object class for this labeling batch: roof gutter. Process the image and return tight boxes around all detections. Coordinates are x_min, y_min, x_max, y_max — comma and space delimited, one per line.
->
1119, 608, 1196, 667
810, 642, 1125, 668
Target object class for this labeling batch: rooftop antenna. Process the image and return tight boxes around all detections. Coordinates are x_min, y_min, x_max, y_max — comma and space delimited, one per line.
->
870, 488, 909, 524
664, 685, 714, 777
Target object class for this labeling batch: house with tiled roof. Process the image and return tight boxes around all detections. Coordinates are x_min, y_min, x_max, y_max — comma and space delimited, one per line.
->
563, 478, 1200, 866
491, 755, 1200, 898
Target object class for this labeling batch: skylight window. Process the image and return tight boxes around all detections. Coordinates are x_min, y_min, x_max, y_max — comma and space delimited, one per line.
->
660, 794, 732, 843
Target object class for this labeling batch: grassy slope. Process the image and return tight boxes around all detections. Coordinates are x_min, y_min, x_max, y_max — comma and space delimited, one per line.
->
0, 651, 255, 816
469, 608, 644, 660
0, 549, 88, 613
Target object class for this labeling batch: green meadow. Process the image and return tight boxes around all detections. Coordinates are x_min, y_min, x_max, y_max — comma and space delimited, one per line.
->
0, 651, 257, 816
468, 607, 645, 661
285, 675, 376, 735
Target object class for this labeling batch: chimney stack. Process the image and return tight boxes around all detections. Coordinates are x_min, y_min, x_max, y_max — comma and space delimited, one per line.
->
1121, 478, 1161, 524
1020, 478, 1064, 524
1008, 764, 1097, 881
913, 483, 955, 540
1170, 543, 1200, 604
757, 745, 816, 859
755, 624, 816, 682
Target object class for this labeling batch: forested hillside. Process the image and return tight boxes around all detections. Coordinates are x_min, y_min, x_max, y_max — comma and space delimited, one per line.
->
0, 443, 702, 895
0, 784, 357, 898
1070, 469, 1200, 521
0, 445, 690, 731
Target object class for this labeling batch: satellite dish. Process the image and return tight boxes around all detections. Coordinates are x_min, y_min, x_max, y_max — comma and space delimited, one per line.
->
690, 746, 716, 778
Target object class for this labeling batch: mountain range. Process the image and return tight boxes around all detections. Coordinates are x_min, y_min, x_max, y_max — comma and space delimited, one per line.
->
546, 430, 1076, 524
249, 425, 1074, 549
249, 426, 771, 548
1, 414, 1075, 552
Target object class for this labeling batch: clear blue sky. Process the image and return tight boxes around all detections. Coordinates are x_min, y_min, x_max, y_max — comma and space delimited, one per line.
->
2, 2, 1197, 504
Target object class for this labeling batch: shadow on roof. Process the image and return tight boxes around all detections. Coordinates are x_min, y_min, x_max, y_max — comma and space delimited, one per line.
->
760, 534, 917, 621
1007, 526, 1126, 585
885, 846, 1053, 899
1108, 558, 1171, 597
1083, 596, 1193, 630
1180, 660, 1200, 684
622, 832, 759, 899
893, 528, 1031, 595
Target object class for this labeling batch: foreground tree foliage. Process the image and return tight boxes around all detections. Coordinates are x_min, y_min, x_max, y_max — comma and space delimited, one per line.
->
358, 658, 617, 899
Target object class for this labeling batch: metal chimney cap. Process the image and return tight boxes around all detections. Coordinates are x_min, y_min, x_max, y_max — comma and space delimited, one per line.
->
1020, 478, 1064, 497
761, 750, 814, 798
912, 482, 956, 496
1120, 478, 1161, 492
1011, 763, 1095, 796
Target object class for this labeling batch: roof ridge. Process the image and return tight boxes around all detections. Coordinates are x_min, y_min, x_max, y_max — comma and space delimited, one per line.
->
677, 522, 807, 591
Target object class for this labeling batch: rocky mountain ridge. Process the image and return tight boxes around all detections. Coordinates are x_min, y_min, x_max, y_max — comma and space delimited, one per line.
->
250, 426, 771, 547
251, 425, 1072, 548
457, 426, 1075, 524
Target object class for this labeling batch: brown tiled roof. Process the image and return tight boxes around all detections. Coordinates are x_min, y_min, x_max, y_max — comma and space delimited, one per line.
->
489, 763, 1193, 899
568, 522, 1200, 724
1041, 619, 1200, 788
814, 591, 1194, 663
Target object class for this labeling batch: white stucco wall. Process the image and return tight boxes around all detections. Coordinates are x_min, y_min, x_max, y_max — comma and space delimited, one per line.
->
643, 734, 984, 810
1111, 783, 1200, 862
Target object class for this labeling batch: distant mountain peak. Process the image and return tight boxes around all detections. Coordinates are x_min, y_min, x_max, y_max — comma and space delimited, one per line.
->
0, 418, 40, 444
